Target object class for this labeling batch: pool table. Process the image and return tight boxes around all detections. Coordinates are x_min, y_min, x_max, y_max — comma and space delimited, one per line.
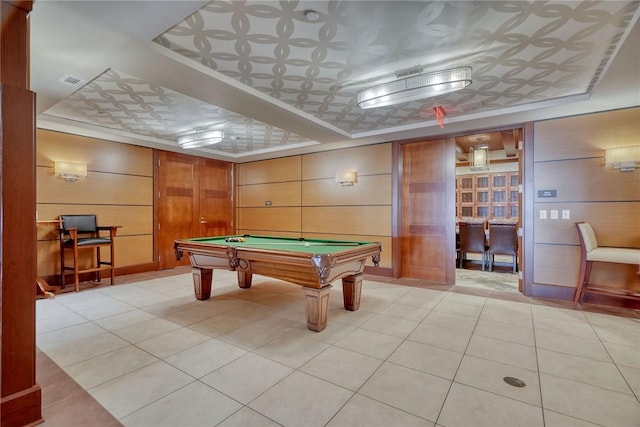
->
174, 235, 381, 331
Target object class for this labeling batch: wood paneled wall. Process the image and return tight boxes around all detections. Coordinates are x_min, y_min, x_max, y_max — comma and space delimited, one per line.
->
36, 129, 154, 280
236, 144, 392, 269
532, 107, 640, 294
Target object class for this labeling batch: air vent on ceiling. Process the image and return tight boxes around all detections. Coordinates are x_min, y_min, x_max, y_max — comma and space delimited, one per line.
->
59, 75, 84, 86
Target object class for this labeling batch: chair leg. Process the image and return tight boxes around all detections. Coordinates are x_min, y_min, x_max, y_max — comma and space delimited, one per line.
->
512, 255, 517, 274
574, 258, 590, 304
481, 252, 485, 271
73, 245, 80, 292
96, 247, 102, 282
110, 245, 115, 286
60, 246, 66, 289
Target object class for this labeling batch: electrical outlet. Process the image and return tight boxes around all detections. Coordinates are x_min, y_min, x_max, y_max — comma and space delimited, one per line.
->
550, 210, 559, 219
539, 210, 547, 219
562, 209, 570, 219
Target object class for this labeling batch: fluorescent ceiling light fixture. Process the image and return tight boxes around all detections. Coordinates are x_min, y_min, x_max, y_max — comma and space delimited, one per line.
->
469, 147, 489, 171
177, 129, 225, 149
357, 66, 472, 109
605, 145, 640, 171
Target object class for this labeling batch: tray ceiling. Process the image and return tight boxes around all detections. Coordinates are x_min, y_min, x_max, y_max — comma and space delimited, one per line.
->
32, 1, 640, 161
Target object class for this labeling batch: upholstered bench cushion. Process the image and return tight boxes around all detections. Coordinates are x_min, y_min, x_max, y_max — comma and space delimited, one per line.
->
588, 247, 640, 265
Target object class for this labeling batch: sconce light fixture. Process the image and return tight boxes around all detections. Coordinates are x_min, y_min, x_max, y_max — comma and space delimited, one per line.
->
356, 66, 472, 109
605, 145, 640, 171
177, 129, 225, 149
469, 146, 489, 171
336, 171, 357, 187
54, 161, 87, 182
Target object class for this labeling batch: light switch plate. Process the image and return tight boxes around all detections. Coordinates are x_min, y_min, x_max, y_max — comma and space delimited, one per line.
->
562, 209, 570, 219
539, 210, 547, 219
550, 210, 559, 219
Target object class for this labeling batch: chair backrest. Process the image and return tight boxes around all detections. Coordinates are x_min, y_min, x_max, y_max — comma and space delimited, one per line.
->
489, 223, 518, 255
60, 215, 98, 234
576, 222, 598, 253
459, 221, 486, 252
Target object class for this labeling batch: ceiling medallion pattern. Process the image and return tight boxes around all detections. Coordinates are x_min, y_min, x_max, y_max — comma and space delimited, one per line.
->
46, 69, 313, 154
155, 1, 638, 134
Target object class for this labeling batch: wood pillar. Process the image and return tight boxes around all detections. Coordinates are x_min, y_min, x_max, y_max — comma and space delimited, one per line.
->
0, 1, 42, 426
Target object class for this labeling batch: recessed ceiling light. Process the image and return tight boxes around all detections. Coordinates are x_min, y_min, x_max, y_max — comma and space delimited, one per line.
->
304, 9, 320, 22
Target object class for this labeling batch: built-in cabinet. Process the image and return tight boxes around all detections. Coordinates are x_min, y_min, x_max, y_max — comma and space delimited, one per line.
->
456, 172, 519, 219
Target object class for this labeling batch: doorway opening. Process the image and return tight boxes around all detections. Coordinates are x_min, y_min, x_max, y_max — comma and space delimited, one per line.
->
454, 128, 523, 294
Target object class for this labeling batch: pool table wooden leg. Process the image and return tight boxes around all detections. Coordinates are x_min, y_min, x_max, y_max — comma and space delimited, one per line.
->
303, 285, 332, 332
192, 267, 213, 300
237, 271, 253, 288
342, 273, 363, 311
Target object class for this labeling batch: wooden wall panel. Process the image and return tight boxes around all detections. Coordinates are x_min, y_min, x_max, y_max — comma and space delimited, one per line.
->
236, 229, 301, 238
36, 130, 154, 280
534, 245, 580, 287
37, 235, 153, 277
534, 244, 639, 290
534, 108, 640, 162
303, 233, 392, 268
236, 145, 392, 273
535, 158, 640, 202
238, 207, 302, 231
302, 206, 391, 235
302, 143, 391, 179
36, 205, 153, 239
302, 175, 391, 206
37, 166, 153, 205
37, 129, 153, 176
532, 107, 640, 297
534, 202, 640, 246
237, 156, 301, 184
238, 182, 301, 207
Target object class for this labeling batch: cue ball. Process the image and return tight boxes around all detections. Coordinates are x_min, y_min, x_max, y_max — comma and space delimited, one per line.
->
304, 242, 310, 246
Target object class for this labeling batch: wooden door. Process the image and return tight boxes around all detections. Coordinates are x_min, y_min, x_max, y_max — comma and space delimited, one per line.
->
158, 151, 197, 269
157, 152, 234, 270
198, 158, 233, 237
400, 138, 456, 283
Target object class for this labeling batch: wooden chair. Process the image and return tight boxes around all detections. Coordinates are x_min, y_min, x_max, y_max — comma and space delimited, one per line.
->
574, 222, 640, 304
458, 221, 488, 270
488, 223, 518, 273
59, 215, 120, 292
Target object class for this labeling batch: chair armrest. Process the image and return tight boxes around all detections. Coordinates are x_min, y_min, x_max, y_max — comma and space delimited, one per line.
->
97, 225, 121, 238
62, 227, 78, 240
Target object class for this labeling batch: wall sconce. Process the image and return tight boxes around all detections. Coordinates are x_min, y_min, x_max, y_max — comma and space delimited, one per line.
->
336, 171, 357, 187
54, 161, 87, 182
469, 147, 489, 171
605, 145, 640, 171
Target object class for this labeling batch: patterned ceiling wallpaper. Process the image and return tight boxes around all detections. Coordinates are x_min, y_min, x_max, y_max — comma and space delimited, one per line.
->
47, 68, 315, 154
155, 1, 638, 133
44, 1, 639, 156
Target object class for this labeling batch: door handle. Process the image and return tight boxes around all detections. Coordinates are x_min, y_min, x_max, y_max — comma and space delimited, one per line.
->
199, 217, 208, 224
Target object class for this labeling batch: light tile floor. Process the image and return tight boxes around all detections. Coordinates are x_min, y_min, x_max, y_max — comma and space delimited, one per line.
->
36, 270, 640, 427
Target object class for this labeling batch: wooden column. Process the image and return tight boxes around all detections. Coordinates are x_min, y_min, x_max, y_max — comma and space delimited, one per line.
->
0, 1, 42, 426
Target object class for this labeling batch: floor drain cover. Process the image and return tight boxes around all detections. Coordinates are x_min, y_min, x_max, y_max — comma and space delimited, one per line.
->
503, 376, 526, 387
